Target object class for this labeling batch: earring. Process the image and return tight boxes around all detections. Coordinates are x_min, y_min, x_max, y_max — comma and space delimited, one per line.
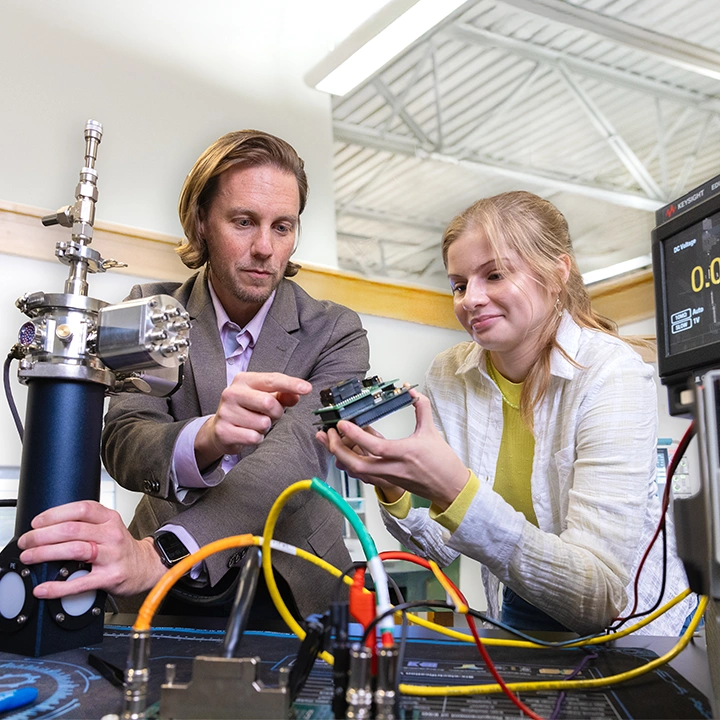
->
554, 295, 563, 317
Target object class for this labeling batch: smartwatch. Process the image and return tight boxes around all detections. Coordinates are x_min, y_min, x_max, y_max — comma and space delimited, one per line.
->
153, 532, 190, 568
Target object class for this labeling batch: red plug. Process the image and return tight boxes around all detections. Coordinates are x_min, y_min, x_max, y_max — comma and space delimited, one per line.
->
349, 567, 376, 651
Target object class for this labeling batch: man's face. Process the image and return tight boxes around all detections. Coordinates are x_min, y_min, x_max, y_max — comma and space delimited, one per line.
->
201, 163, 300, 324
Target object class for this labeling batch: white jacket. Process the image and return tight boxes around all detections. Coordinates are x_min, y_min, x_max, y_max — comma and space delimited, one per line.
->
381, 313, 694, 635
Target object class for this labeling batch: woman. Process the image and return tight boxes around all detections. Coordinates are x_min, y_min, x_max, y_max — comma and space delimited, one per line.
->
318, 191, 693, 635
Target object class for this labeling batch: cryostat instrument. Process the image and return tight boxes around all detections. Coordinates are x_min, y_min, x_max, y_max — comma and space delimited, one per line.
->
15, 120, 190, 396
0, 120, 191, 658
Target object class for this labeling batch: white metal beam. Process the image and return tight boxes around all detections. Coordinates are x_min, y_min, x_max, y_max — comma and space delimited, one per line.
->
380, 41, 435, 133
338, 229, 429, 248
339, 204, 449, 232
446, 23, 720, 112
672, 113, 712, 197
654, 98, 668, 191
337, 155, 396, 212
374, 78, 431, 144
557, 64, 665, 200
641, 106, 693, 171
334, 120, 664, 211
499, 0, 720, 82
450, 62, 544, 151
430, 41, 444, 148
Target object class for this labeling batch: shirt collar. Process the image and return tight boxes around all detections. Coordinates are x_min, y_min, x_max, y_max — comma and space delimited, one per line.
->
208, 279, 276, 350
549, 312, 581, 380
455, 312, 581, 381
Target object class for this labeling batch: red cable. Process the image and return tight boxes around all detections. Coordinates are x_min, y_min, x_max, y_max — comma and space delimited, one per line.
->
613, 420, 696, 622
466, 613, 543, 720
379, 550, 543, 720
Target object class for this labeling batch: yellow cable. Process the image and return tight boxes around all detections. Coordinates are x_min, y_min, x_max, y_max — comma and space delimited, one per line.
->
261, 480, 341, 665
396, 587, 692, 650
257, 546, 698, 696
132, 522, 701, 702
134, 530, 357, 635
398, 595, 707, 696
254, 520, 692, 658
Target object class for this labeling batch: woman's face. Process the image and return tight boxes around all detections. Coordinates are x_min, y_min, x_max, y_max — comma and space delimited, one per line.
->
447, 228, 557, 373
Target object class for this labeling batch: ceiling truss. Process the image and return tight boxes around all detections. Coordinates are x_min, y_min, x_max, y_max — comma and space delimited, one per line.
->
333, 0, 720, 288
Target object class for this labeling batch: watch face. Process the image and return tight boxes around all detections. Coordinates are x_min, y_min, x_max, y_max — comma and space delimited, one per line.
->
154, 533, 190, 567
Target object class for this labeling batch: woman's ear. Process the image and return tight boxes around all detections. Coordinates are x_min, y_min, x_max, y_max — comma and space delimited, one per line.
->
557, 254, 571, 285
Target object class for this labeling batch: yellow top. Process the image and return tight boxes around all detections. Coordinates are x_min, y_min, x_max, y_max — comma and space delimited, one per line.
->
379, 356, 538, 530
486, 357, 538, 527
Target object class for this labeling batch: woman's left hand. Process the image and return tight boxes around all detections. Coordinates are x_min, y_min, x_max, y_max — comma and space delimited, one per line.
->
316, 390, 469, 510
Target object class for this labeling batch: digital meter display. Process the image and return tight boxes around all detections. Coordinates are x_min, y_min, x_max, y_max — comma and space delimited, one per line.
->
663, 209, 720, 357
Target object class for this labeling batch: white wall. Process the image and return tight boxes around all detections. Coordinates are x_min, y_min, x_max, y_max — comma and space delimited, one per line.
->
0, 1, 339, 268
1, 1, 370, 470
4, 3, 680, 612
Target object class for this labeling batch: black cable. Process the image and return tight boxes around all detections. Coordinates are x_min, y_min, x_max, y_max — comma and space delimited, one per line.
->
105, 593, 120, 615
610, 523, 668, 630
361, 600, 453, 644
395, 607, 410, 701
0, 499, 17, 508
611, 423, 695, 630
386, 574, 405, 606
330, 601, 351, 719
4, 351, 24, 442
289, 614, 328, 703
362, 597, 619, 649
382, 574, 406, 702
333, 560, 367, 603
222, 547, 261, 658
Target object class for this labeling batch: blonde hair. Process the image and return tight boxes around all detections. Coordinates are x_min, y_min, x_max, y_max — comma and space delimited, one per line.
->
176, 129, 307, 276
442, 191, 617, 428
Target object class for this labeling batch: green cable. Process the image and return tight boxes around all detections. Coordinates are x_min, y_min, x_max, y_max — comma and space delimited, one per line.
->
310, 477, 378, 561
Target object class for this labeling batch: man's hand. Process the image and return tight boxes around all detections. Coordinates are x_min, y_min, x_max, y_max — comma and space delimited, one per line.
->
195, 371, 312, 472
316, 389, 469, 511
17, 501, 166, 599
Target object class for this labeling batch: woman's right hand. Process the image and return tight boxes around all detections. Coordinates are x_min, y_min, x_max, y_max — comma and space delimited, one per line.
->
316, 389, 469, 510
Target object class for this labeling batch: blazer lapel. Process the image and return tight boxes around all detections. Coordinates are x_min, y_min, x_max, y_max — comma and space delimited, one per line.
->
185, 269, 227, 416
247, 279, 300, 375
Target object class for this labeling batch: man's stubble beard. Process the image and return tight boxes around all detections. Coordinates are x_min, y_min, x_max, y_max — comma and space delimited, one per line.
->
208, 261, 283, 307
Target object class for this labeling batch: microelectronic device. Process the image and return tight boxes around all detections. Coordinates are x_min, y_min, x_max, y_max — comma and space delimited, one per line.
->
313, 376, 416, 430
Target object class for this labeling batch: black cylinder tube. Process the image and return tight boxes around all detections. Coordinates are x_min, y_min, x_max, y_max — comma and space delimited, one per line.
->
15, 378, 105, 535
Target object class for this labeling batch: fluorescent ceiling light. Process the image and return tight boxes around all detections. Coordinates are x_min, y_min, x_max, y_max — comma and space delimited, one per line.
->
306, 0, 469, 97
582, 254, 652, 286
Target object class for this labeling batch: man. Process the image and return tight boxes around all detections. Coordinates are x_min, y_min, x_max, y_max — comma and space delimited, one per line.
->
17, 130, 369, 620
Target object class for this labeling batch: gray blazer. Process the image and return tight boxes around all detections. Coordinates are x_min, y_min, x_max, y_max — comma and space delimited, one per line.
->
101, 269, 369, 615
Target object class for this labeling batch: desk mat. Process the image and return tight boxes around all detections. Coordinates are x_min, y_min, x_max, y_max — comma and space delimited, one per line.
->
0, 624, 711, 719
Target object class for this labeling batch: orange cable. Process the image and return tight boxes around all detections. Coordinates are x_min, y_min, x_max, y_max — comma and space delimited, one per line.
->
134, 534, 255, 631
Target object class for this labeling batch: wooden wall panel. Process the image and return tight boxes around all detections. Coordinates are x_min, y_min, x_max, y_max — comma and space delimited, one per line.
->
0, 200, 655, 333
